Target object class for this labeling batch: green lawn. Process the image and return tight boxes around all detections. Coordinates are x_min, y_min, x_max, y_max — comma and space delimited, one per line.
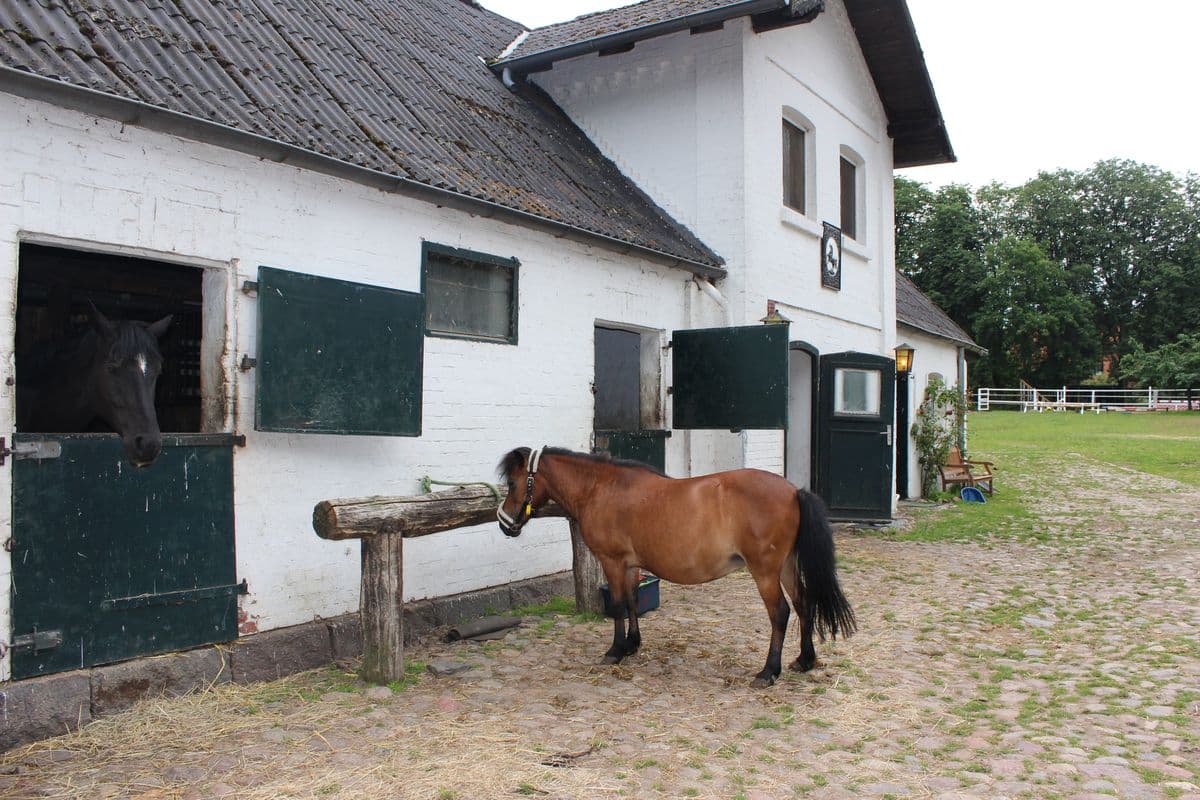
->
898, 410, 1200, 543
968, 409, 1200, 486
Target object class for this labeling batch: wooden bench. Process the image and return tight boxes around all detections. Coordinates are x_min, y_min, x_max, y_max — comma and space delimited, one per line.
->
938, 447, 995, 496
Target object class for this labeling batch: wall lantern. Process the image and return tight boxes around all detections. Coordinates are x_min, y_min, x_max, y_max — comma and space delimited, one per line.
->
894, 342, 915, 375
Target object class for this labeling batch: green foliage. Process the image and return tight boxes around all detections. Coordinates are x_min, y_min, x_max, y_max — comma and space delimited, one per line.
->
897, 160, 1200, 387
910, 375, 966, 497
973, 236, 1100, 386
1120, 333, 1200, 388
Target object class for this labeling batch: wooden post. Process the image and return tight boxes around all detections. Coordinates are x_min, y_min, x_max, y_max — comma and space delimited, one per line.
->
313, 485, 569, 683
570, 519, 605, 615
358, 532, 403, 683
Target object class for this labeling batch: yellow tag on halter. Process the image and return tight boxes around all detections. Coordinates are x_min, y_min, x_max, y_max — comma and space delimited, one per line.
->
524, 504, 533, 516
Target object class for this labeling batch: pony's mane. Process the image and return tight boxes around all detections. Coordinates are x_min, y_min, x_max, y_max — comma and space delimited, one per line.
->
496, 445, 667, 478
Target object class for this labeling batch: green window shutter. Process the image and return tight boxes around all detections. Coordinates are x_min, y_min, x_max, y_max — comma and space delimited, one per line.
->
255, 267, 424, 435
671, 324, 789, 430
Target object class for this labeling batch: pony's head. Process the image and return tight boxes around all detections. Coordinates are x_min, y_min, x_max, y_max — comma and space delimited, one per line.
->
88, 303, 172, 468
495, 446, 550, 537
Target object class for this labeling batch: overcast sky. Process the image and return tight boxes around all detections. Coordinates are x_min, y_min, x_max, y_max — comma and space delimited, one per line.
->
479, 0, 1200, 188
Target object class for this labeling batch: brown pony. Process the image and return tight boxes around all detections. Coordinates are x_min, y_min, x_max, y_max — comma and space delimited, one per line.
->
497, 446, 855, 687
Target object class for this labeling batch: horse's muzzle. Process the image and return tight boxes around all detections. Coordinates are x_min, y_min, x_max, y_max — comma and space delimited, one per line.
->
497, 503, 522, 537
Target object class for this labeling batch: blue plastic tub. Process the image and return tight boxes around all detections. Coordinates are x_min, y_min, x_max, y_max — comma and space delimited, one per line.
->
600, 575, 660, 618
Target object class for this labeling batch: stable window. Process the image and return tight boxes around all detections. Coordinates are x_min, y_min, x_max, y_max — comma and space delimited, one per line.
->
423, 242, 518, 344
782, 119, 807, 213
833, 367, 881, 416
839, 151, 863, 241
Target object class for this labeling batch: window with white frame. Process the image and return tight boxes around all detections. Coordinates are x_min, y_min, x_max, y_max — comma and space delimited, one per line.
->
839, 147, 864, 241
782, 110, 814, 215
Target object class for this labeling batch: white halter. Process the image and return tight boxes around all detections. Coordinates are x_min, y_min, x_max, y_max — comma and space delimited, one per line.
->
497, 447, 544, 531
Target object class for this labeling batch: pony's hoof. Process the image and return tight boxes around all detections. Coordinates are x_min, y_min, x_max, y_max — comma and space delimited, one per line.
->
750, 673, 777, 689
601, 653, 622, 665
789, 656, 816, 673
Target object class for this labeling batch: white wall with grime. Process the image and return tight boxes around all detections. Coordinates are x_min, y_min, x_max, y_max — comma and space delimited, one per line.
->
0, 93, 721, 675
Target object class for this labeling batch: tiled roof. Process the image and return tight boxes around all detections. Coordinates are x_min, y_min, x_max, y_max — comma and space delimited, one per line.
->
896, 271, 981, 351
0, 0, 722, 270
502, 0, 771, 61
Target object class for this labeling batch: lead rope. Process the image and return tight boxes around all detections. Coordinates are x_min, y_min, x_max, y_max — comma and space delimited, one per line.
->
420, 476, 504, 501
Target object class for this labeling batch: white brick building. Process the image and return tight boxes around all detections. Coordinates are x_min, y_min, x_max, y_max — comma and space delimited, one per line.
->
0, 0, 962, 686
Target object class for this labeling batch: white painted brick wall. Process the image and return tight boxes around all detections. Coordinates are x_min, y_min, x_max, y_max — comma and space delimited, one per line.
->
0, 94, 700, 669
535, 4, 907, 493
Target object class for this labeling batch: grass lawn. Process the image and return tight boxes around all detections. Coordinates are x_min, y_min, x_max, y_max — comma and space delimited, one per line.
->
968, 409, 1200, 486
899, 410, 1200, 543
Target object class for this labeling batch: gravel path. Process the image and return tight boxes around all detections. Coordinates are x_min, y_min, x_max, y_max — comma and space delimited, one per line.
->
3, 456, 1198, 799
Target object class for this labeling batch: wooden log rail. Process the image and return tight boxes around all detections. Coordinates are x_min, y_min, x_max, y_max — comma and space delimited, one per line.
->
313, 485, 581, 683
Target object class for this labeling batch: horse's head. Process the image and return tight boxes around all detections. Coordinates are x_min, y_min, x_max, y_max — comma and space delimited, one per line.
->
496, 446, 549, 537
88, 303, 173, 468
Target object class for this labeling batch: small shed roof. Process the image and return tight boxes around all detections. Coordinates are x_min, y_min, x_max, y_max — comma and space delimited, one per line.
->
0, 0, 722, 272
895, 271, 983, 353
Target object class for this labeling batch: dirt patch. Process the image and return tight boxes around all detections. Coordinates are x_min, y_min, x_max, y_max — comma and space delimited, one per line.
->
3, 459, 1199, 799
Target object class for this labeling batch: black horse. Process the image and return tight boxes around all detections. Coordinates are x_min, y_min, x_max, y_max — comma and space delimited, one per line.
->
17, 303, 172, 467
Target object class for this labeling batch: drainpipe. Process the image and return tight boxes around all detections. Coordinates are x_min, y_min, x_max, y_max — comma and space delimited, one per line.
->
693, 276, 727, 310
957, 346, 968, 455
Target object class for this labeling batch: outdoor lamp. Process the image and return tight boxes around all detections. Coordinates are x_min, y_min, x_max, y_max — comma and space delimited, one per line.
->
759, 309, 792, 325
894, 342, 915, 375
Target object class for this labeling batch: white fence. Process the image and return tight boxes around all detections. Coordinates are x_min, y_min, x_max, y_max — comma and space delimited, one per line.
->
976, 386, 1197, 413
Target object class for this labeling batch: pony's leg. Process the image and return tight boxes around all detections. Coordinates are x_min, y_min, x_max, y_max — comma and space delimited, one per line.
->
621, 566, 641, 657
750, 570, 790, 688
781, 559, 817, 672
598, 557, 630, 664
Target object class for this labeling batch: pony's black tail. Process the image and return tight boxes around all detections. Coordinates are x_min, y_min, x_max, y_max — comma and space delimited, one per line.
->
794, 489, 857, 641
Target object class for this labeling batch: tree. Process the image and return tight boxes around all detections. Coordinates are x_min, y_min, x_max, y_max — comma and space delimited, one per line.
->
972, 237, 1100, 387
897, 160, 1200, 388
1120, 333, 1200, 388
894, 179, 987, 332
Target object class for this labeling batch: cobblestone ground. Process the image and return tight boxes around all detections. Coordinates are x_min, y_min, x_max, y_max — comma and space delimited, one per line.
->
2, 456, 1198, 799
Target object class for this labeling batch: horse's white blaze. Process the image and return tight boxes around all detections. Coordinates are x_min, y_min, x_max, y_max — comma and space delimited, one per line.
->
136, 353, 148, 376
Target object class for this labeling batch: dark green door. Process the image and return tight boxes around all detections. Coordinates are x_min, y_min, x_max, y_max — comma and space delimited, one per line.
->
593, 430, 670, 471
817, 352, 895, 521
255, 267, 425, 436
9, 433, 239, 679
672, 325, 789, 430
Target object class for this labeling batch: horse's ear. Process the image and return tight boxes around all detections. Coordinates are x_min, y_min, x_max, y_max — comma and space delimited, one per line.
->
88, 301, 115, 337
147, 315, 173, 339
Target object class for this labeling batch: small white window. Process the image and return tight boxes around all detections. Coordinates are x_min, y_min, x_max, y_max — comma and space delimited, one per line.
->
834, 368, 881, 416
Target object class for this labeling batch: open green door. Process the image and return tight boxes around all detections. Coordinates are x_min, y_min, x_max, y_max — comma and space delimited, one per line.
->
255, 267, 424, 435
671, 325, 789, 430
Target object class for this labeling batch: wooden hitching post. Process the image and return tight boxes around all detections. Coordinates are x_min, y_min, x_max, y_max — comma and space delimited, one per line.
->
314, 486, 567, 684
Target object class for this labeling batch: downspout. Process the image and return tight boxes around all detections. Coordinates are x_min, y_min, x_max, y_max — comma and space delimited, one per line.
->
957, 346, 968, 455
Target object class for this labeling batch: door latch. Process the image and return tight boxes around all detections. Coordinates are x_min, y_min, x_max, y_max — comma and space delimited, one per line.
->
882, 425, 893, 446
0, 438, 62, 465
5, 629, 63, 657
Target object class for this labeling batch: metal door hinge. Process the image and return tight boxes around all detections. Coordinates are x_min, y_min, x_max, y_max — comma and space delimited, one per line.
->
241, 280, 259, 295
240, 355, 257, 371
